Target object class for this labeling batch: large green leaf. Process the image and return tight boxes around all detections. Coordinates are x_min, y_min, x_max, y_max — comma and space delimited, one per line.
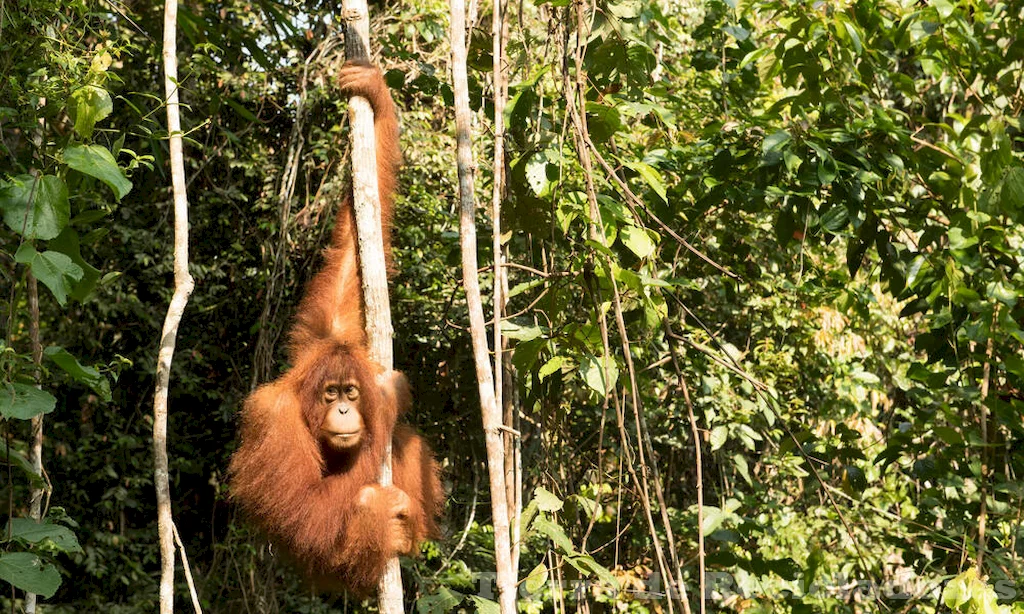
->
6, 519, 82, 554
0, 553, 60, 598
524, 563, 548, 594
466, 597, 500, 614
44, 346, 111, 402
14, 244, 85, 306
619, 224, 656, 258
1000, 166, 1024, 219
415, 587, 463, 614
64, 144, 132, 201
533, 486, 563, 512
579, 353, 618, 394
622, 161, 668, 203
0, 383, 56, 420
0, 174, 69, 240
48, 227, 101, 302
69, 85, 113, 138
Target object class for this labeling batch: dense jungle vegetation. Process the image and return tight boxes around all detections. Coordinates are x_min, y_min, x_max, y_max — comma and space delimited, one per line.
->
2, 0, 1024, 612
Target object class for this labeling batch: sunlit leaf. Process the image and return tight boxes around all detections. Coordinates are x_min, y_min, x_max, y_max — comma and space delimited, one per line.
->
64, 144, 132, 201
70, 85, 113, 138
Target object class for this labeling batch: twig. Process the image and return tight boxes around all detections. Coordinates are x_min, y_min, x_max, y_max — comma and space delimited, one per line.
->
666, 321, 704, 614
172, 522, 204, 614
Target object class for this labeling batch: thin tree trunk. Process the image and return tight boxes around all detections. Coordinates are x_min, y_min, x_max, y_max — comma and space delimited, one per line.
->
450, 0, 516, 611
339, 2, 404, 610
491, 0, 521, 580
25, 273, 44, 614
157, 1, 196, 611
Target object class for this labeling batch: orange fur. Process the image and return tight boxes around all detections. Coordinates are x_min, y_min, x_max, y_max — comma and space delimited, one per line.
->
230, 62, 441, 597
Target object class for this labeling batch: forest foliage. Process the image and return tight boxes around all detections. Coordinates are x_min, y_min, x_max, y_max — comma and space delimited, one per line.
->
1, 0, 1023, 612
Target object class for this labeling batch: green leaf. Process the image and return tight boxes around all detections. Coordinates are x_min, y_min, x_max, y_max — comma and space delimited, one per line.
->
538, 356, 567, 381
948, 227, 978, 251
1000, 166, 1024, 218
622, 161, 668, 203
14, 245, 84, 306
620, 224, 656, 258
722, 25, 749, 41
762, 130, 791, 155
700, 505, 728, 535
70, 85, 113, 138
416, 587, 464, 614
48, 227, 102, 302
466, 596, 500, 614
942, 569, 974, 609
585, 101, 622, 143
710, 425, 728, 451
525, 154, 549, 196
533, 516, 577, 555
580, 353, 618, 394
820, 205, 849, 232
0, 441, 39, 483
501, 321, 544, 341
44, 347, 111, 402
0, 383, 56, 420
224, 98, 258, 123
6, 519, 82, 554
524, 563, 548, 594
0, 553, 60, 598
64, 145, 132, 201
534, 486, 563, 512
840, 20, 863, 54
0, 174, 69, 240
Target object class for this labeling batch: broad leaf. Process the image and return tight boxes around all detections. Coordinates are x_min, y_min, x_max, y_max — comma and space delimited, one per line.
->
44, 346, 111, 402
415, 587, 463, 614
579, 353, 618, 394
622, 160, 668, 202
0, 553, 60, 598
524, 563, 547, 594
48, 227, 101, 302
1001, 166, 1024, 219
14, 245, 84, 306
620, 224, 656, 258
466, 596, 500, 614
64, 144, 132, 201
0, 383, 56, 420
534, 486, 563, 512
0, 174, 69, 240
6, 519, 82, 554
70, 85, 113, 138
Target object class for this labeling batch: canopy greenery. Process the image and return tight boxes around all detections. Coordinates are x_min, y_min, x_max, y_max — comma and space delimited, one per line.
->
1, 0, 1022, 612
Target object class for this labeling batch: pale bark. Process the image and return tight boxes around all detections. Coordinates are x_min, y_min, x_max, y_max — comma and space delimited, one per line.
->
157, 1, 196, 611
339, 1, 404, 610
26, 273, 44, 614
490, 0, 520, 579
450, 0, 516, 611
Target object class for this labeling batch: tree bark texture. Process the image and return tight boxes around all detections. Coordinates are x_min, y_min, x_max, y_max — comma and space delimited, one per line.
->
339, 1, 404, 610
157, 1, 196, 611
450, 0, 517, 610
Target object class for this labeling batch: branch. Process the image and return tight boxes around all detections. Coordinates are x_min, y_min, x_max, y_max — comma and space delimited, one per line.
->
25, 272, 45, 614
450, 0, 516, 610
338, 2, 404, 610
156, 2, 196, 612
